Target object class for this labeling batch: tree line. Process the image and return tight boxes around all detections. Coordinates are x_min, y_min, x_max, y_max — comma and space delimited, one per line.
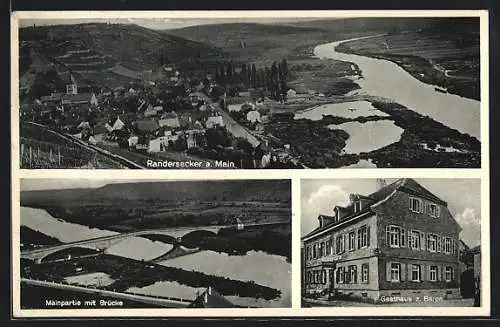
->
213, 59, 290, 102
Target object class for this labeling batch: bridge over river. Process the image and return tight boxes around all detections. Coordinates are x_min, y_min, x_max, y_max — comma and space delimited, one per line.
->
21, 225, 228, 263
21, 221, 289, 263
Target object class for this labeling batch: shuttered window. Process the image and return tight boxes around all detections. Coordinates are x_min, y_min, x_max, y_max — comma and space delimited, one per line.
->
429, 266, 438, 281
445, 266, 453, 282
386, 225, 405, 247
386, 262, 401, 282
361, 263, 369, 283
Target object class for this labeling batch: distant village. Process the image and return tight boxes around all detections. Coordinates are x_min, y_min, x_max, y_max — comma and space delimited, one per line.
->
20, 61, 305, 169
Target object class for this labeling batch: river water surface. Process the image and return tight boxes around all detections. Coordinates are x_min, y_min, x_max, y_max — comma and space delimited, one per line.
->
21, 206, 291, 307
313, 36, 480, 140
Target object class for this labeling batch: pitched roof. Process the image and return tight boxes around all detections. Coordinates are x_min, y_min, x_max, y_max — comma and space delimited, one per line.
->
302, 178, 445, 240
133, 119, 159, 133
61, 92, 95, 103
189, 288, 236, 308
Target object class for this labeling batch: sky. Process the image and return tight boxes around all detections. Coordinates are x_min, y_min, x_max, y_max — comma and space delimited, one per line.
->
19, 17, 322, 30
301, 178, 482, 247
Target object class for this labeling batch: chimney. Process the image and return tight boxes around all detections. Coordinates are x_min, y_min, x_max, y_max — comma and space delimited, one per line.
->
376, 179, 387, 190
204, 291, 208, 303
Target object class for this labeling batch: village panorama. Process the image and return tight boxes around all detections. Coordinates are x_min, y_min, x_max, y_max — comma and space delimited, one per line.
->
18, 17, 481, 169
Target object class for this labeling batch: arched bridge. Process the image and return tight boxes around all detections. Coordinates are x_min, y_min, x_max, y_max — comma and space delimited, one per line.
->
21, 225, 228, 263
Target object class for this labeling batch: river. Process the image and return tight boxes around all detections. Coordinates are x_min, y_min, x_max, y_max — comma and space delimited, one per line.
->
20, 206, 291, 307
313, 36, 481, 140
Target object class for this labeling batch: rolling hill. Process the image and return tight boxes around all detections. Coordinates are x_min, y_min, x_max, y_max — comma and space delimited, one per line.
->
19, 23, 227, 99
21, 180, 292, 205
20, 180, 291, 231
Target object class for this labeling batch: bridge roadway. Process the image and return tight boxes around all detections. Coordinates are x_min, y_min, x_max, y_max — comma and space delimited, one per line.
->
21, 220, 290, 261
21, 278, 193, 308
21, 225, 230, 261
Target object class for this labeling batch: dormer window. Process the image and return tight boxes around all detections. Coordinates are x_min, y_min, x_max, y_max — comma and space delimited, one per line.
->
354, 201, 362, 213
409, 197, 424, 213
428, 203, 440, 218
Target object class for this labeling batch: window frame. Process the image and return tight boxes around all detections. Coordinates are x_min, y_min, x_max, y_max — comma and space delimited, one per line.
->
410, 230, 422, 250
409, 197, 424, 213
427, 233, 438, 252
358, 225, 369, 249
428, 203, 441, 218
445, 266, 453, 282
348, 265, 357, 284
354, 201, 362, 213
387, 225, 404, 248
361, 263, 369, 283
411, 264, 421, 282
348, 231, 356, 251
336, 234, 345, 254
444, 237, 452, 254
430, 265, 438, 281
390, 262, 401, 282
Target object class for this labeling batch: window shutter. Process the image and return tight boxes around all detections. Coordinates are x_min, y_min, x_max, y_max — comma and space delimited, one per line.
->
367, 226, 371, 246
452, 239, 456, 254
401, 228, 406, 247
437, 234, 441, 253
427, 265, 432, 281
420, 232, 426, 251
343, 234, 346, 253
354, 265, 358, 284
407, 230, 412, 248
366, 264, 370, 283
421, 264, 426, 281
407, 264, 412, 281
386, 225, 390, 245
420, 199, 424, 213
386, 262, 392, 282
400, 263, 406, 281
438, 266, 442, 281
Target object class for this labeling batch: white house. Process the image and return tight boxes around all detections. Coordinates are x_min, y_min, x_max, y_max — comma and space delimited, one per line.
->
128, 135, 139, 147
206, 115, 225, 129
287, 89, 297, 97
228, 104, 243, 112
236, 217, 245, 231
246, 110, 261, 123
112, 117, 125, 131
77, 121, 91, 130
104, 122, 114, 132
148, 136, 168, 153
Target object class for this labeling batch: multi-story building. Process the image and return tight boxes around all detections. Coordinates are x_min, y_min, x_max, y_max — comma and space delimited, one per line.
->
302, 178, 462, 302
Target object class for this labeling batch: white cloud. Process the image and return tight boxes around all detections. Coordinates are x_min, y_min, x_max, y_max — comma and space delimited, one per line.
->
302, 184, 350, 236
455, 207, 481, 247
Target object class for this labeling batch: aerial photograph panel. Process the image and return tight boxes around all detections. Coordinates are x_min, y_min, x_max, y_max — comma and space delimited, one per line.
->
18, 179, 292, 309
17, 15, 481, 169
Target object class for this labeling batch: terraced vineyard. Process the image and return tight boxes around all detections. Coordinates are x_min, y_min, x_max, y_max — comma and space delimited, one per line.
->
19, 121, 126, 169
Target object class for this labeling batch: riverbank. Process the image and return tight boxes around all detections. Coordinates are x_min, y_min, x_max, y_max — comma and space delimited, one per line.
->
22, 253, 282, 302
21, 226, 62, 251
334, 32, 480, 101
265, 95, 480, 168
